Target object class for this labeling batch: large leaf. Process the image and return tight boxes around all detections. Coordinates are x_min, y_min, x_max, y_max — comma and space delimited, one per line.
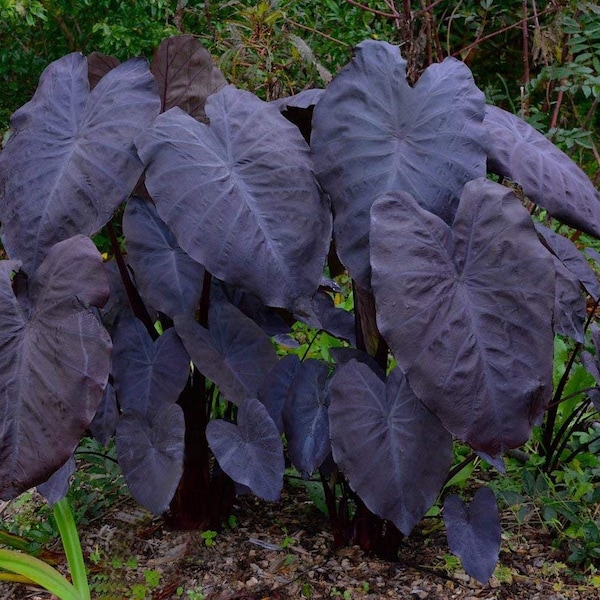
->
123, 197, 205, 318
551, 257, 586, 343
485, 105, 600, 238
206, 398, 284, 502
311, 40, 487, 287
0, 235, 111, 499
175, 300, 278, 405
282, 359, 331, 479
151, 34, 227, 121
116, 405, 185, 515
0, 53, 160, 274
444, 487, 501, 583
136, 86, 331, 310
329, 361, 453, 536
111, 316, 190, 415
371, 179, 555, 456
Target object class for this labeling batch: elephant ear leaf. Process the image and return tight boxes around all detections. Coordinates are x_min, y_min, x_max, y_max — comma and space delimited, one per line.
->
0, 53, 160, 274
311, 39, 487, 287
329, 360, 453, 536
116, 404, 185, 515
371, 178, 555, 456
444, 487, 501, 583
485, 105, 600, 239
151, 34, 227, 121
0, 235, 111, 499
206, 398, 284, 501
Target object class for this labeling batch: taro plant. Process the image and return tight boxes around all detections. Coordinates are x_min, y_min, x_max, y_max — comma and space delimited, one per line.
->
2, 33, 600, 584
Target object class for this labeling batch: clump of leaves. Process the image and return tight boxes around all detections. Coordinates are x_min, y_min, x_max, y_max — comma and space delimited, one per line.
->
2, 34, 600, 585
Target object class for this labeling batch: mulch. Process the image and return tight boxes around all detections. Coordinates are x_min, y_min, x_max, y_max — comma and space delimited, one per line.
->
1, 484, 598, 600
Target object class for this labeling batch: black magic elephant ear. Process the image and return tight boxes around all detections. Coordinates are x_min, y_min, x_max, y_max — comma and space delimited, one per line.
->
311, 39, 487, 287
371, 179, 555, 457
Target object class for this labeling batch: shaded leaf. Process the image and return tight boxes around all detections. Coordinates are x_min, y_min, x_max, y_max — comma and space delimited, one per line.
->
371, 179, 555, 456
0, 235, 111, 499
37, 456, 76, 507
111, 316, 190, 415
552, 257, 586, 343
206, 398, 284, 501
311, 40, 487, 286
175, 300, 278, 405
282, 360, 331, 478
87, 51, 120, 90
444, 487, 501, 583
295, 291, 356, 344
485, 105, 600, 238
116, 405, 185, 515
329, 361, 453, 535
0, 53, 160, 274
123, 197, 205, 318
136, 87, 331, 310
89, 382, 119, 447
151, 34, 227, 121
535, 223, 600, 300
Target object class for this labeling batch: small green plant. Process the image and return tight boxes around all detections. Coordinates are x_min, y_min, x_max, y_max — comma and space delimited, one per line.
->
201, 529, 218, 547
0, 496, 90, 600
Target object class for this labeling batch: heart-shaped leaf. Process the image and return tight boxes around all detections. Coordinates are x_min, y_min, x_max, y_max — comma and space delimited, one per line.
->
136, 87, 331, 310
485, 105, 600, 239
206, 398, 284, 501
329, 360, 453, 536
371, 179, 555, 456
123, 197, 205, 318
282, 359, 331, 478
116, 405, 185, 515
111, 316, 190, 415
151, 34, 227, 121
0, 235, 111, 499
444, 487, 501, 583
0, 54, 160, 274
311, 40, 487, 287
175, 300, 278, 405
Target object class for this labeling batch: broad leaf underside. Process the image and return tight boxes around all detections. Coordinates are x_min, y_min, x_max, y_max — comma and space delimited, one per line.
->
371, 179, 555, 456
329, 360, 453, 535
311, 39, 487, 287
0, 53, 160, 274
0, 236, 111, 499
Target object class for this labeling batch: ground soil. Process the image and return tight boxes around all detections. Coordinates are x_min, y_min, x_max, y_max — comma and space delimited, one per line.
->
1, 484, 599, 600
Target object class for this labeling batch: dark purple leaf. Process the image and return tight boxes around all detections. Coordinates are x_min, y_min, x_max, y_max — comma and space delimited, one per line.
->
89, 382, 119, 447
552, 257, 586, 343
371, 179, 555, 456
259, 355, 302, 433
329, 348, 386, 381
116, 405, 185, 515
37, 456, 76, 507
329, 361, 453, 536
272, 89, 324, 143
111, 316, 190, 415
295, 291, 356, 344
444, 487, 501, 583
589, 388, 600, 413
311, 40, 487, 287
0, 54, 160, 274
582, 325, 600, 385
0, 235, 111, 499
87, 51, 120, 90
485, 105, 600, 238
174, 300, 278, 405
535, 223, 600, 300
206, 398, 284, 501
151, 34, 227, 122
282, 360, 331, 478
123, 197, 205, 318
136, 87, 331, 311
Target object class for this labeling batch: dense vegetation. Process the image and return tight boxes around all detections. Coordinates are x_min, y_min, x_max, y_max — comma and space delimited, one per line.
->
2, 0, 600, 596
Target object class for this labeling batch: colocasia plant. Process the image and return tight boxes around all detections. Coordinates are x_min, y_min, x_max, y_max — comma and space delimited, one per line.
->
2, 35, 600, 583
